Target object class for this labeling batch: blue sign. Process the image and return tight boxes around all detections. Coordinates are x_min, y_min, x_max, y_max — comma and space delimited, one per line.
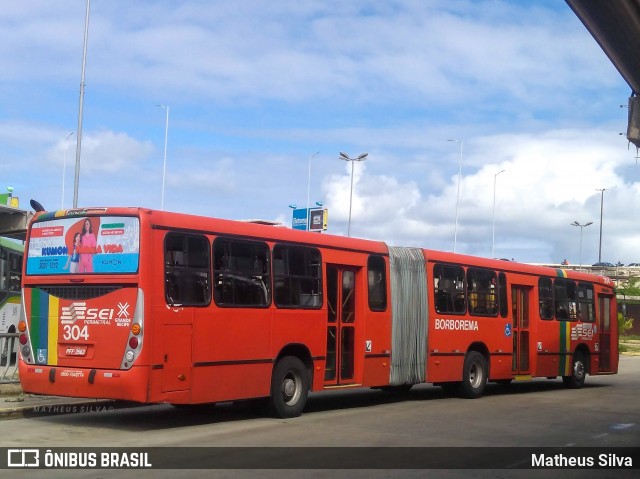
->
292, 208, 309, 231
504, 323, 512, 337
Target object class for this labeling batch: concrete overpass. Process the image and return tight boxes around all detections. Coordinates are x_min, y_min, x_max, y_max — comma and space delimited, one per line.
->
0, 204, 32, 240
566, 0, 640, 148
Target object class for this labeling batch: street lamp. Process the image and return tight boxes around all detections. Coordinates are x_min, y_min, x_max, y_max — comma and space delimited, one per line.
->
447, 139, 463, 253
61, 131, 74, 210
571, 221, 593, 269
491, 169, 506, 258
157, 104, 169, 210
339, 151, 368, 237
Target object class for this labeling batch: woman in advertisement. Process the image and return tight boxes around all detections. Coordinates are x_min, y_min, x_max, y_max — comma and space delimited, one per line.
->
63, 232, 81, 273
78, 218, 97, 273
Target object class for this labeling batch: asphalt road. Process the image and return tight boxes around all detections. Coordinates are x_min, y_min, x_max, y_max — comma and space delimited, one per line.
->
1, 356, 639, 479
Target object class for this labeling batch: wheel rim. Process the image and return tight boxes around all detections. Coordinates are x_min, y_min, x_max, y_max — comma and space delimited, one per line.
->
469, 361, 483, 389
574, 360, 585, 380
282, 370, 302, 406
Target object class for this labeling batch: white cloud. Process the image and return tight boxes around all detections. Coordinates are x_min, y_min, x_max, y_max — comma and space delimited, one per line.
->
47, 131, 154, 174
320, 128, 639, 263
0, 1, 636, 266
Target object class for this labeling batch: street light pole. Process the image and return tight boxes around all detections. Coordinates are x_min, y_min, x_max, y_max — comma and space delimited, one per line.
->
596, 188, 606, 263
73, 0, 91, 209
571, 221, 593, 269
339, 152, 368, 237
491, 169, 506, 258
158, 105, 169, 210
62, 131, 74, 210
447, 139, 463, 253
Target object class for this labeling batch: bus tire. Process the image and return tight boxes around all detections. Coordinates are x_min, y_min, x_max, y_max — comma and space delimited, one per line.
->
268, 356, 309, 418
461, 351, 487, 399
562, 352, 586, 389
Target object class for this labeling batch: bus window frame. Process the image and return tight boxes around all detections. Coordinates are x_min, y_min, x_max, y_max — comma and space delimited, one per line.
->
433, 263, 466, 315
212, 237, 271, 308
553, 278, 578, 321
576, 282, 595, 323
272, 244, 323, 309
164, 232, 211, 307
367, 255, 387, 312
466, 267, 499, 317
538, 277, 554, 320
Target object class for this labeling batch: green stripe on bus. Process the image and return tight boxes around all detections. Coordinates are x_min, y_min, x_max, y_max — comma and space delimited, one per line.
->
559, 321, 567, 376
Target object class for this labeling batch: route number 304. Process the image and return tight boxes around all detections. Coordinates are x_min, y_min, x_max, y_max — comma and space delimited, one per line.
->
63, 324, 90, 341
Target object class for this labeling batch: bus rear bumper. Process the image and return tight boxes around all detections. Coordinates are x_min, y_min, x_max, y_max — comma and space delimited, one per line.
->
18, 361, 150, 403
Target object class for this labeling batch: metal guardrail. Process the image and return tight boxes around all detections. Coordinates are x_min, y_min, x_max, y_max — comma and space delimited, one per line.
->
0, 333, 19, 383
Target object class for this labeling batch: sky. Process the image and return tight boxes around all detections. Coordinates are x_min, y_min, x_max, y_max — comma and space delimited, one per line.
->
0, 0, 638, 264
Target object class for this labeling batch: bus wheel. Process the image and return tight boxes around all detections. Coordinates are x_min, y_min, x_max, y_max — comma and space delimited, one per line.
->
268, 356, 309, 418
461, 351, 487, 399
562, 352, 586, 389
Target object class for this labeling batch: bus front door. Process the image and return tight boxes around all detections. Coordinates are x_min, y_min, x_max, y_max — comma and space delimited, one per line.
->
598, 294, 614, 372
511, 285, 531, 375
324, 265, 357, 386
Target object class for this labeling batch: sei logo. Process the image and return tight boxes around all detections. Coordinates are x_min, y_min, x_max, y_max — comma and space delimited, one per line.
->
61, 301, 130, 324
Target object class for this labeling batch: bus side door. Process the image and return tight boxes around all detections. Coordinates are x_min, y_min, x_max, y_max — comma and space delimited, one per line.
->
597, 294, 615, 372
511, 285, 531, 375
324, 265, 357, 386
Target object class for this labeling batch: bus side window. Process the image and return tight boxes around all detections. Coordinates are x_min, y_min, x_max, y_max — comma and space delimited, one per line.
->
213, 238, 271, 307
467, 267, 498, 316
577, 282, 595, 322
554, 278, 577, 321
273, 244, 322, 308
433, 263, 466, 315
367, 255, 387, 312
538, 277, 554, 320
164, 233, 210, 306
498, 272, 508, 317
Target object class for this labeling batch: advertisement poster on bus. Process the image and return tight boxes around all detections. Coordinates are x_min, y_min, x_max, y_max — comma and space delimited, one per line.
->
26, 216, 140, 275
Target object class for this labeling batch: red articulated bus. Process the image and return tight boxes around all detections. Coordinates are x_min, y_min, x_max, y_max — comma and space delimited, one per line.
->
18, 207, 619, 418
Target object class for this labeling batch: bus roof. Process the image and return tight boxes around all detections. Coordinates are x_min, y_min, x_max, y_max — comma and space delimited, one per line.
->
29, 207, 612, 287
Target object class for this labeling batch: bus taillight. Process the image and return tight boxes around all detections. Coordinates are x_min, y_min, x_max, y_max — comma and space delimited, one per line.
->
19, 333, 28, 345
18, 321, 26, 333
120, 288, 144, 369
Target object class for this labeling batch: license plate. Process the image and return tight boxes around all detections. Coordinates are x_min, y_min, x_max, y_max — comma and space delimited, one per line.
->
65, 346, 87, 357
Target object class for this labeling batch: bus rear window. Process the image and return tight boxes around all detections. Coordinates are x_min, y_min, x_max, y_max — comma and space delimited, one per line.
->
26, 216, 140, 275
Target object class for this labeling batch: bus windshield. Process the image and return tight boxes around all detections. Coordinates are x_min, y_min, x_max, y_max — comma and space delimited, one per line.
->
26, 215, 140, 275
